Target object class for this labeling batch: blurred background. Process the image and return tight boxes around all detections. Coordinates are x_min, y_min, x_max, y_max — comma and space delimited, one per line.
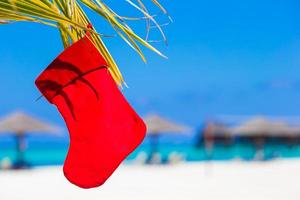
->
0, 0, 300, 200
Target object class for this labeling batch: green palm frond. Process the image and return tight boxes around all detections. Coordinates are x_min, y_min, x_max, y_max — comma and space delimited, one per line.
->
0, 0, 170, 86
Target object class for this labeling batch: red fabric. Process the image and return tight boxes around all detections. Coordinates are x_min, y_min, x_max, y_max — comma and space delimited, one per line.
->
35, 36, 146, 189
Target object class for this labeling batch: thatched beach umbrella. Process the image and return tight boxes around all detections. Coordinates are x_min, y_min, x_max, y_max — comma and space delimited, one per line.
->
0, 111, 59, 168
143, 114, 190, 162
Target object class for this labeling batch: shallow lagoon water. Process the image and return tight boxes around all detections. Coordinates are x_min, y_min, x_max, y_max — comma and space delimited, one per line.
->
1, 142, 300, 166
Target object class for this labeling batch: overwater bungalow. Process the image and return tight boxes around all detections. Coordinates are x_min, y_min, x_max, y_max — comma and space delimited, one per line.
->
232, 117, 300, 146
196, 116, 300, 160
196, 121, 234, 147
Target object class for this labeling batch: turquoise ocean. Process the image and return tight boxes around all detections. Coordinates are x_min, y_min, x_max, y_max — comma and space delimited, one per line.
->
1, 141, 300, 166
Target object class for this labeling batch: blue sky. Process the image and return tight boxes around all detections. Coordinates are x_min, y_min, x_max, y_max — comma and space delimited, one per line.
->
0, 0, 299, 132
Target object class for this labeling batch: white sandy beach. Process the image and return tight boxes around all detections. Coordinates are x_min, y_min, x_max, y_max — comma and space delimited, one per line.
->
0, 160, 300, 200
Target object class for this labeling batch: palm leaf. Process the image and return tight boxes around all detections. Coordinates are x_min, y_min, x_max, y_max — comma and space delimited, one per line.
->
0, 0, 170, 86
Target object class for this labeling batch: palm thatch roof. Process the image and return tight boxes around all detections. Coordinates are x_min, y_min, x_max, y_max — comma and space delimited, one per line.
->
232, 116, 300, 137
0, 111, 59, 135
143, 114, 190, 135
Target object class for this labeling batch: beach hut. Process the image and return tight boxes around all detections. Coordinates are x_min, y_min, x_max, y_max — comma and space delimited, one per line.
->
231, 116, 300, 160
197, 121, 234, 160
143, 114, 190, 163
202, 122, 233, 143
0, 111, 59, 168
232, 117, 292, 136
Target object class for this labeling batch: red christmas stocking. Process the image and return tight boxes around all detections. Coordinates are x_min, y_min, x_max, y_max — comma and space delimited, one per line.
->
35, 36, 146, 189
